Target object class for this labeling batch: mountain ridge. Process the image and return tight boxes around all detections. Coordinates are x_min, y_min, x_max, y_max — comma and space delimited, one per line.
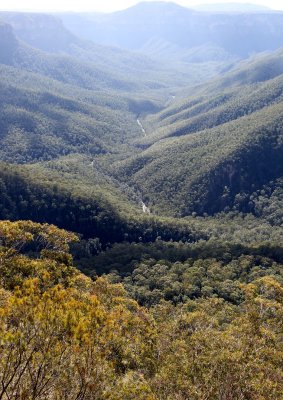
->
193, 2, 271, 13
59, 2, 283, 59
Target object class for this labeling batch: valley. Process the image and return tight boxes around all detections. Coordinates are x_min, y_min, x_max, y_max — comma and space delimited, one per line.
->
0, 2, 283, 398
0, 2, 282, 264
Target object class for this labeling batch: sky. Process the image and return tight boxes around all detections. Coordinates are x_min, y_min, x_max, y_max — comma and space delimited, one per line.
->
0, 0, 283, 13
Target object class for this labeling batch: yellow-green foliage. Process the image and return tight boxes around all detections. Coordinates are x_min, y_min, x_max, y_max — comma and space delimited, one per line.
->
0, 220, 282, 399
0, 220, 157, 399
151, 281, 283, 399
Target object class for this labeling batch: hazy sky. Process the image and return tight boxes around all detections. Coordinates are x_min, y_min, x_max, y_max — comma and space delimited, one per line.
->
0, 0, 282, 12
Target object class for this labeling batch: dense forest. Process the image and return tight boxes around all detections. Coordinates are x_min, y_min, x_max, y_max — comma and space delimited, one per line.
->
0, 2, 283, 398
0, 220, 282, 399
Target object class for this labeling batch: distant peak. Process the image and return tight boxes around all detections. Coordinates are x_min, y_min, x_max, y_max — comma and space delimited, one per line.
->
122, 1, 192, 13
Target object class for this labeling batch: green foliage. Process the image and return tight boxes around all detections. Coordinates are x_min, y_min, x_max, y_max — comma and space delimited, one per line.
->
128, 93, 283, 224
87, 236, 283, 306
0, 11, 283, 399
0, 78, 141, 163
0, 161, 204, 244
0, 220, 283, 399
150, 277, 283, 399
0, 221, 157, 400
112, 254, 283, 306
143, 71, 283, 144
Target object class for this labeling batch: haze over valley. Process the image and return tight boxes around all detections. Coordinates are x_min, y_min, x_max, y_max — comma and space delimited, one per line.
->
0, 2, 283, 398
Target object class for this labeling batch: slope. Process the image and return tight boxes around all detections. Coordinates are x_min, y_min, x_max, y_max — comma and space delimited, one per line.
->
0, 13, 199, 93
140, 50, 283, 145
0, 64, 145, 163
0, 159, 207, 245
114, 50, 283, 217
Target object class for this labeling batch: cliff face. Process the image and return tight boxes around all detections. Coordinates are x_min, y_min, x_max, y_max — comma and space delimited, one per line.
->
0, 22, 18, 64
0, 13, 78, 53
59, 3, 283, 58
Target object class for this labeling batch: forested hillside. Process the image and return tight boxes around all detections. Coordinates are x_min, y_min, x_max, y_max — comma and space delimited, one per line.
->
0, 3, 283, 397
0, 20, 170, 93
114, 50, 283, 217
0, 12, 214, 90
0, 4, 282, 250
0, 70, 141, 163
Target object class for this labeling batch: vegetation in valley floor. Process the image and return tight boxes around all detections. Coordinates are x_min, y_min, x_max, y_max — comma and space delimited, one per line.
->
0, 6, 283, 398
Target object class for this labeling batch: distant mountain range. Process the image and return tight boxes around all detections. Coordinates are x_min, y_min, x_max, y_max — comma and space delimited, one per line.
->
2, 2, 283, 64
193, 2, 271, 12
56, 1, 283, 60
